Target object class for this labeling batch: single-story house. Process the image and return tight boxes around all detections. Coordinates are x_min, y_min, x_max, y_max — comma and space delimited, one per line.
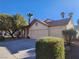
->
24, 18, 74, 39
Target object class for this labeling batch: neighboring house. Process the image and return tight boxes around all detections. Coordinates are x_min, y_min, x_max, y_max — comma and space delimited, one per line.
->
75, 19, 79, 39
25, 18, 74, 39
74, 25, 79, 38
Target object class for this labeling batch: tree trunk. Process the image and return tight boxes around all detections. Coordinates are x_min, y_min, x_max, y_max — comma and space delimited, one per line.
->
27, 17, 30, 39
8, 30, 14, 38
27, 27, 30, 39
10, 33, 14, 38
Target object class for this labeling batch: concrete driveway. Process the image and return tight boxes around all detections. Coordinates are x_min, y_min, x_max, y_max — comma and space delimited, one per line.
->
66, 40, 79, 59
0, 39, 35, 59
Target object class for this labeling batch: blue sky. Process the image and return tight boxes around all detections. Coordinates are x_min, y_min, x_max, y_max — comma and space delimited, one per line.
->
0, 0, 79, 25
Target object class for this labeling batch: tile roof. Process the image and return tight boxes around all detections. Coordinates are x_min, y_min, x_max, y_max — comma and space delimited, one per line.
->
44, 18, 71, 27
29, 18, 71, 27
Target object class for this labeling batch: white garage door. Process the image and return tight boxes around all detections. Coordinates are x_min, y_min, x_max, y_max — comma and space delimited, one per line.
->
29, 29, 48, 39
50, 30, 63, 38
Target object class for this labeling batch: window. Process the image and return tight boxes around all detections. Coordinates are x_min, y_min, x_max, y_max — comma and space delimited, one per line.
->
35, 22, 38, 26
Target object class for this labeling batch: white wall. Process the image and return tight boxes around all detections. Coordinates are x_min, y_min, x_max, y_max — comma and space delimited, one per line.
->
66, 19, 74, 29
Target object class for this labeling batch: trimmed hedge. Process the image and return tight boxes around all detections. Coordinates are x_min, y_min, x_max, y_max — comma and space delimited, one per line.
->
36, 37, 65, 59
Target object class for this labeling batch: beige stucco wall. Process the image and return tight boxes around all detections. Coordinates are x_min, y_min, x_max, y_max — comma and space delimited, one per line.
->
29, 22, 48, 30
29, 22, 48, 39
49, 26, 65, 38
66, 19, 74, 29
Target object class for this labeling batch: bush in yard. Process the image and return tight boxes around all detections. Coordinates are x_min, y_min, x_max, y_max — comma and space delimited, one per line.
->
36, 37, 65, 59
62, 29, 77, 45
0, 36, 5, 41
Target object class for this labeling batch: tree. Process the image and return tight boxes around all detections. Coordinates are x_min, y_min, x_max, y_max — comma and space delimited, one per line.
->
0, 14, 27, 38
77, 18, 79, 25
27, 13, 33, 38
0, 19, 4, 37
15, 14, 27, 28
0, 14, 13, 37
62, 29, 77, 45
68, 12, 74, 18
8, 14, 27, 38
60, 12, 65, 18
27, 13, 33, 24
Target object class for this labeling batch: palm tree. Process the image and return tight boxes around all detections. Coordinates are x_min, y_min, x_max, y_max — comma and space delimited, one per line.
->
27, 13, 33, 38
77, 18, 79, 25
77, 18, 79, 31
68, 12, 73, 18
60, 12, 65, 18
27, 13, 33, 25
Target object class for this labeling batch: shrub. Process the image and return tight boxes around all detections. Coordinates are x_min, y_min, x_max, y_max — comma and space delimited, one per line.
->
62, 29, 77, 45
0, 36, 5, 41
36, 37, 65, 59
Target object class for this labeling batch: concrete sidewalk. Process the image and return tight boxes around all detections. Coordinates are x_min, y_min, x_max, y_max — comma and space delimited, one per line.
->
0, 47, 17, 59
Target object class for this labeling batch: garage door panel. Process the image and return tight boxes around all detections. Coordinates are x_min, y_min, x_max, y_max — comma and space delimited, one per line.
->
29, 29, 48, 39
50, 30, 63, 38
